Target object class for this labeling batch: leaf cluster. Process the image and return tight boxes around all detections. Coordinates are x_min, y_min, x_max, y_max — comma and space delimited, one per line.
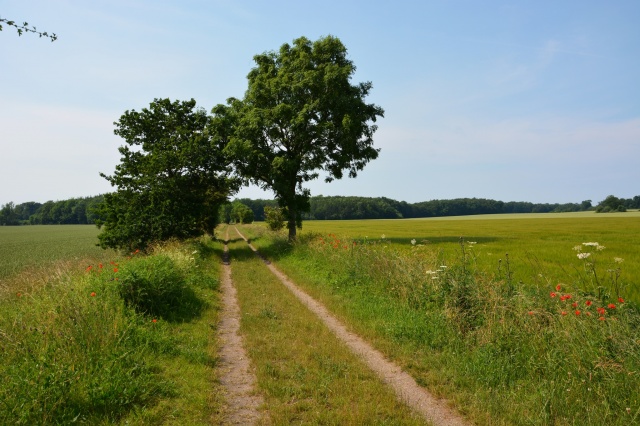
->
0, 17, 57, 41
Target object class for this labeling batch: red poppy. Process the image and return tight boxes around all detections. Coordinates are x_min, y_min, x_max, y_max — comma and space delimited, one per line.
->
86, 265, 93, 272
597, 307, 606, 315
561, 311, 567, 316
98, 263, 103, 269
608, 303, 616, 309
598, 316, 605, 321
90, 292, 96, 297
572, 302, 578, 308
565, 294, 572, 300
556, 284, 562, 291
114, 268, 119, 273
618, 297, 625, 304
550, 292, 557, 298
585, 300, 592, 306
528, 311, 534, 316
152, 319, 157, 323
16, 292, 21, 297
575, 310, 581, 316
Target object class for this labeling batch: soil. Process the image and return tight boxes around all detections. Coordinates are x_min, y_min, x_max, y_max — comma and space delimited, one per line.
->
230, 227, 471, 426
215, 230, 266, 425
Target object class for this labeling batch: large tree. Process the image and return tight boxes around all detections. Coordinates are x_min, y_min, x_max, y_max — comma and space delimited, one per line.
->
218, 36, 384, 240
96, 98, 238, 251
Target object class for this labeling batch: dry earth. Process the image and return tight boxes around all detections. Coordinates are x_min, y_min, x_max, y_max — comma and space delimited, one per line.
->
215, 229, 266, 425
232, 227, 471, 426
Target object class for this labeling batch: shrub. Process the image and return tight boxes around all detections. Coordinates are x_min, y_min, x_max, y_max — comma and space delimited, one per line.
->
117, 255, 189, 319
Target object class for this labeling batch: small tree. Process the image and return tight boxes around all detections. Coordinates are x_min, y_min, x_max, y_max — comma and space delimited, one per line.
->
231, 201, 254, 224
97, 98, 238, 250
264, 206, 286, 231
219, 36, 383, 240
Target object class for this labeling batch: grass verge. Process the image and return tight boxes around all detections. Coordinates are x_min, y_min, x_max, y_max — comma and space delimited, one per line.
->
0, 237, 224, 425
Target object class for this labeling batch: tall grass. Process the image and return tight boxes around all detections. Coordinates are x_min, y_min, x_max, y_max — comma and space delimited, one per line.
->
250, 225, 640, 425
0, 237, 223, 424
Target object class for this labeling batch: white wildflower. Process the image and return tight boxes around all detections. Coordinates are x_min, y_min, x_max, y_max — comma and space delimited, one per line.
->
411, 239, 416, 245
596, 245, 605, 251
614, 257, 624, 263
381, 234, 386, 240
577, 252, 591, 259
583, 242, 599, 247
468, 241, 477, 245
573, 245, 582, 251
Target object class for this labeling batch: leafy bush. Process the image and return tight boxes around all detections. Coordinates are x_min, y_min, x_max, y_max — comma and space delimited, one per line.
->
117, 255, 191, 319
264, 205, 286, 231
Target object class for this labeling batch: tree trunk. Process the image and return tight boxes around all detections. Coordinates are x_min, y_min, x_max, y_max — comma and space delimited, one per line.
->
287, 205, 297, 241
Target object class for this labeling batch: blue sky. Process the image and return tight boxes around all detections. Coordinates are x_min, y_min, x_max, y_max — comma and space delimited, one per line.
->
2, 0, 639, 206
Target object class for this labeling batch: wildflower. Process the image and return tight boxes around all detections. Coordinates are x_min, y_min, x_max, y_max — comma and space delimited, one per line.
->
556, 284, 562, 291
572, 302, 578, 308
585, 300, 592, 306
586, 312, 592, 316
560, 295, 567, 301
550, 292, 557, 298
597, 307, 606, 315
583, 242, 599, 247
86, 265, 93, 272
565, 294, 572, 300
614, 257, 624, 263
114, 268, 119, 273
381, 234, 386, 240
608, 303, 616, 309
575, 310, 581, 316
16, 292, 21, 297
599, 317, 606, 321
561, 311, 567, 316
152, 319, 157, 323
98, 263, 103, 269
577, 252, 591, 259
573, 245, 582, 251
618, 297, 625, 303
528, 311, 534, 315
90, 292, 96, 297
411, 239, 416, 245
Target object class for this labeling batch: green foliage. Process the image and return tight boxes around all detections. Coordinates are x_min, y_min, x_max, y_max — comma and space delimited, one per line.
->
96, 98, 238, 251
231, 201, 254, 224
117, 254, 203, 321
219, 36, 384, 239
0, 17, 57, 41
264, 205, 286, 231
596, 195, 627, 213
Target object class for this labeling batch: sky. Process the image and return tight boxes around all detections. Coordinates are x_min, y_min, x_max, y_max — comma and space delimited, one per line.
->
1, 0, 639, 206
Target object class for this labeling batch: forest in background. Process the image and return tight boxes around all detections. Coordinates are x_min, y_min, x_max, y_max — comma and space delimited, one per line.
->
2, 194, 638, 226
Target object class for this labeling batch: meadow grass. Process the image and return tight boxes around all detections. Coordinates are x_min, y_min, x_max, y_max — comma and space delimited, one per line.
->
225, 228, 425, 425
240, 220, 640, 426
0, 236, 225, 425
298, 212, 640, 302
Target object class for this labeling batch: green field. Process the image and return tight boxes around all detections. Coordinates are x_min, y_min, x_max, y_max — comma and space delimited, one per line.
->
0, 225, 109, 280
298, 212, 640, 302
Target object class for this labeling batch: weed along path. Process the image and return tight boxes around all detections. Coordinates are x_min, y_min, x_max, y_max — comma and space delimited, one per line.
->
232, 227, 470, 426
216, 229, 266, 425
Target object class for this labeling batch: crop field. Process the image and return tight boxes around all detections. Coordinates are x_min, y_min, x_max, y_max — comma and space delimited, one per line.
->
0, 225, 111, 281
298, 211, 640, 302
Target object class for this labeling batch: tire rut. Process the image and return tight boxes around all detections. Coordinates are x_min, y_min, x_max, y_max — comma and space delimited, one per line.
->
233, 226, 471, 426
215, 228, 265, 425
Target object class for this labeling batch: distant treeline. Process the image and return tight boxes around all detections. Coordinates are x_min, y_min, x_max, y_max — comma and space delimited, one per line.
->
236, 195, 640, 222
0, 196, 104, 225
2, 194, 640, 226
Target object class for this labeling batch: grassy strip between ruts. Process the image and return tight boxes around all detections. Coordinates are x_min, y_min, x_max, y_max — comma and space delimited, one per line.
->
239, 224, 640, 426
225, 227, 426, 425
0, 238, 225, 425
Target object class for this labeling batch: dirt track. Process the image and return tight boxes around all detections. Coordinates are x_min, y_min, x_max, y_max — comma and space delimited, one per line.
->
224, 226, 471, 426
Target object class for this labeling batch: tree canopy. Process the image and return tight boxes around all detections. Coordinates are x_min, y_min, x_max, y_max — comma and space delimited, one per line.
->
218, 35, 384, 239
96, 98, 238, 251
